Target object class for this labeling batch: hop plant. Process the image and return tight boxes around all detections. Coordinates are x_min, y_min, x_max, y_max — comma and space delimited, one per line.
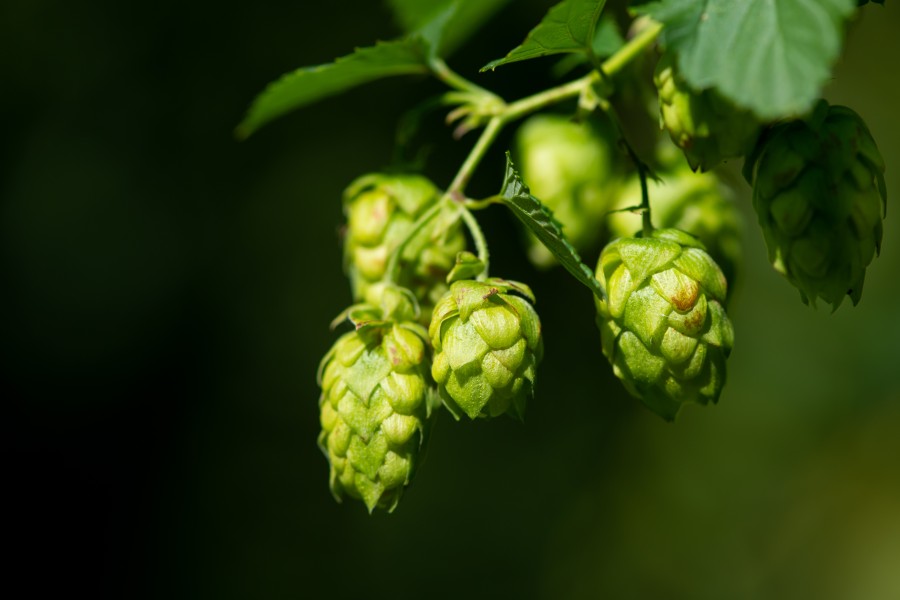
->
655, 53, 760, 172
430, 278, 543, 420
239, 0, 894, 515
343, 173, 465, 315
317, 286, 436, 512
514, 114, 620, 266
595, 228, 734, 420
746, 101, 887, 310
608, 150, 743, 295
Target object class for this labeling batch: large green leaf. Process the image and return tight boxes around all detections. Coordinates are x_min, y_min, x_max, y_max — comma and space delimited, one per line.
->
236, 39, 429, 139
499, 153, 606, 300
481, 0, 607, 71
637, 0, 856, 120
386, 0, 510, 56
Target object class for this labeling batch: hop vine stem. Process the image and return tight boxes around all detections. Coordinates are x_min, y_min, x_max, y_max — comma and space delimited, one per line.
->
387, 20, 664, 290
444, 21, 664, 198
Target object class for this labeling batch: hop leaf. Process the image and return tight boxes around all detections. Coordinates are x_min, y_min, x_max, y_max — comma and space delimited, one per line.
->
317, 287, 435, 513
607, 148, 743, 297
429, 278, 543, 420
343, 174, 466, 319
655, 53, 761, 172
745, 101, 887, 310
514, 114, 622, 267
595, 229, 734, 421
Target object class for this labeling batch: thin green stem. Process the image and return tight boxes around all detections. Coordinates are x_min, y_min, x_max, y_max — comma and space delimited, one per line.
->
430, 57, 498, 99
446, 116, 503, 196
463, 196, 501, 211
384, 200, 446, 285
503, 20, 663, 124
503, 75, 594, 122
602, 20, 663, 79
638, 166, 653, 237
459, 205, 490, 280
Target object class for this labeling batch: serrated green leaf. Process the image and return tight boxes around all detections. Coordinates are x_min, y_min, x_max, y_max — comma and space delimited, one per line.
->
237, 39, 428, 139
551, 15, 624, 77
481, 0, 608, 71
637, 0, 856, 120
499, 153, 606, 300
387, 0, 510, 56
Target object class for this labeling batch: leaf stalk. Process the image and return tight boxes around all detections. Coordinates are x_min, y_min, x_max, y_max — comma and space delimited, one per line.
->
459, 205, 490, 280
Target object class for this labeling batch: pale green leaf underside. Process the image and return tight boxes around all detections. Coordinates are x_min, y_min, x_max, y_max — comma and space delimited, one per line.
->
481, 0, 607, 71
499, 153, 606, 300
236, 39, 428, 139
638, 0, 856, 119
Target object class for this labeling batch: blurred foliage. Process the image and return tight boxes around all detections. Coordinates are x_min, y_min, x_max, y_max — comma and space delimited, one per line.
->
3, 0, 899, 598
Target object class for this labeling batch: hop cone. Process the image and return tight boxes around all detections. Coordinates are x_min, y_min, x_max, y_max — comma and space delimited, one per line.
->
607, 151, 743, 295
655, 54, 760, 172
317, 287, 435, 512
343, 174, 465, 316
430, 278, 543, 420
514, 114, 620, 267
595, 228, 734, 420
746, 101, 887, 310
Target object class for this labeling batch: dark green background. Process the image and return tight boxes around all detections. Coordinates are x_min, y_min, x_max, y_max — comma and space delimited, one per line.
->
4, 1, 899, 598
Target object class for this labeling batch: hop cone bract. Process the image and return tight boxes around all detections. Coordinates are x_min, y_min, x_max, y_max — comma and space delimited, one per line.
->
514, 114, 620, 267
430, 279, 543, 420
655, 54, 760, 172
608, 152, 742, 295
318, 288, 434, 512
595, 228, 734, 420
746, 101, 887, 310
343, 174, 465, 315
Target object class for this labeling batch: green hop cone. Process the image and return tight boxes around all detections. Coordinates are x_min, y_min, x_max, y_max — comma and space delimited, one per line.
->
429, 278, 543, 420
608, 150, 743, 297
514, 114, 620, 267
317, 286, 436, 513
595, 228, 734, 420
343, 173, 466, 316
745, 101, 887, 310
655, 53, 760, 172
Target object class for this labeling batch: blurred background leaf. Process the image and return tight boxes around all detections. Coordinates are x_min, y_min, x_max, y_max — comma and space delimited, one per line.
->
3, 0, 899, 598
388, 0, 512, 56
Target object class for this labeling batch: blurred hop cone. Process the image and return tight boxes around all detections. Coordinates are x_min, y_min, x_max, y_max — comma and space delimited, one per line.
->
429, 278, 543, 420
655, 53, 761, 172
317, 286, 436, 513
745, 100, 887, 310
514, 114, 620, 267
343, 174, 465, 320
595, 228, 734, 420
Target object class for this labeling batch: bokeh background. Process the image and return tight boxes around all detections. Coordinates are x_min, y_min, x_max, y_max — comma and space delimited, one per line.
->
4, 1, 900, 598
